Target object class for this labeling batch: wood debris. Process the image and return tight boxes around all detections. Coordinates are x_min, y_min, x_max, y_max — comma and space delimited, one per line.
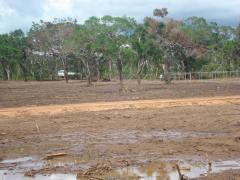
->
42, 153, 67, 160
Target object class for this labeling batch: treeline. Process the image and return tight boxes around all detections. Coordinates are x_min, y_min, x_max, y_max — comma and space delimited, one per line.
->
0, 8, 239, 84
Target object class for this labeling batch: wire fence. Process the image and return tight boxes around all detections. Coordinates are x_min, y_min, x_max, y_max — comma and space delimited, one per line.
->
170, 71, 240, 81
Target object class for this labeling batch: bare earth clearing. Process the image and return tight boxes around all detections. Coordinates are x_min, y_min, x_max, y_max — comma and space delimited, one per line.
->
0, 80, 240, 179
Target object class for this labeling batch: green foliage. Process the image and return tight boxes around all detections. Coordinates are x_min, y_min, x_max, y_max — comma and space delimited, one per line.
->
0, 29, 27, 80
0, 12, 239, 81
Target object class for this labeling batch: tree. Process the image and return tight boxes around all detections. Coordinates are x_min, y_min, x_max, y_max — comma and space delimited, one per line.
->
104, 16, 136, 89
28, 19, 75, 82
65, 18, 101, 86
66, 16, 136, 87
0, 12, 239, 82
0, 29, 27, 80
144, 9, 207, 83
131, 24, 159, 85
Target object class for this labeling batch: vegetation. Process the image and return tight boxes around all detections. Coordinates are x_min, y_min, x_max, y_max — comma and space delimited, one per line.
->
0, 9, 239, 84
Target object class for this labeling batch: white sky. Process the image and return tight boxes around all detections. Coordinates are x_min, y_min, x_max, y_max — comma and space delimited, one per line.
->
0, 0, 239, 33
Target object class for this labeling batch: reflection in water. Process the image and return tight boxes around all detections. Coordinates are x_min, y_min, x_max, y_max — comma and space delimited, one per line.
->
116, 160, 240, 180
0, 157, 240, 180
0, 171, 77, 180
117, 163, 178, 180
117, 165, 170, 180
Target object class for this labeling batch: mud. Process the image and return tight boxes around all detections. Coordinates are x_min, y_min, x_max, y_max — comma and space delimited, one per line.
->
1, 157, 240, 179
1, 79, 240, 108
0, 80, 240, 179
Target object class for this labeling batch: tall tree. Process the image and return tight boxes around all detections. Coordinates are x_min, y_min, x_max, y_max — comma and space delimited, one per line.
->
131, 24, 160, 85
28, 19, 75, 82
0, 29, 27, 80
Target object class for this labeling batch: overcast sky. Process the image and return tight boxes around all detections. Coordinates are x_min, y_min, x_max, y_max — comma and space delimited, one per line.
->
0, 0, 239, 33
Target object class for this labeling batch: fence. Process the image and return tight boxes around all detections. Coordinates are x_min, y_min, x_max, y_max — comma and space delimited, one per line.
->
170, 71, 240, 81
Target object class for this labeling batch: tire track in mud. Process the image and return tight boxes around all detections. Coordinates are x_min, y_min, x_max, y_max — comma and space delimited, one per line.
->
0, 96, 239, 118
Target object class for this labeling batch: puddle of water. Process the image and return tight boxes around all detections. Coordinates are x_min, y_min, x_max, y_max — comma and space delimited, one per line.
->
1, 157, 33, 164
0, 156, 90, 180
0, 170, 77, 180
116, 160, 240, 180
28, 129, 219, 147
91, 129, 219, 145
0, 157, 78, 180
212, 160, 240, 173
1, 156, 240, 180
0, 156, 43, 171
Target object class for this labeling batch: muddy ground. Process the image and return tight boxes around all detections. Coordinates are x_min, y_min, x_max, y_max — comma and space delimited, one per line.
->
0, 79, 240, 179
1, 79, 240, 108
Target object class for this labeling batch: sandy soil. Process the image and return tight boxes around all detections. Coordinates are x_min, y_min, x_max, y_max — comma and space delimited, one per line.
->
0, 79, 240, 179
0, 95, 239, 118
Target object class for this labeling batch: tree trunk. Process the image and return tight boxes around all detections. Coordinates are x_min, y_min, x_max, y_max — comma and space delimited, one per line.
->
137, 74, 142, 86
136, 58, 146, 85
117, 55, 124, 92
183, 58, 190, 79
64, 69, 68, 83
80, 58, 92, 86
137, 73, 141, 85
20, 51, 28, 81
51, 61, 57, 81
137, 61, 142, 86
1, 69, 8, 80
19, 63, 28, 81
117, 57, 123, 90
164, 59, 171, 84
6, 66, 10, 81
108, 59, 112, 81
87, 75, 91, 86
97, 68, 100, 82
94, 56, 101, 82
78, 61, 83, 80
0, 60, 8, 80
61, 56, 68, 83
51, 74, 55, 81
86, 62, 92, 86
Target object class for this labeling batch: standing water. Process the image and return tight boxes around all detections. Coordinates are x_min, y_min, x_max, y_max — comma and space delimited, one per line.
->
0, 157, 240, 180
